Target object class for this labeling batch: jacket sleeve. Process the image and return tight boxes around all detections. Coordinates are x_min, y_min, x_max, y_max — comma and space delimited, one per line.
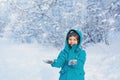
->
69, 49, 86, 68
51, 50, 66, 68
78, 50, 86, 65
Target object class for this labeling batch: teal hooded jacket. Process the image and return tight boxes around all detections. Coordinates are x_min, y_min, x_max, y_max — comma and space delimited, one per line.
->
51, 29, 86, 80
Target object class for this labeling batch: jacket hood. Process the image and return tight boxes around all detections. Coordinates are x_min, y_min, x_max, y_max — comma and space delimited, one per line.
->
64, 29, 82, 51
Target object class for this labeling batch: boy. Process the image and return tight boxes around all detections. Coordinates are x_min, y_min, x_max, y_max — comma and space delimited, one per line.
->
44, 29, 86, 80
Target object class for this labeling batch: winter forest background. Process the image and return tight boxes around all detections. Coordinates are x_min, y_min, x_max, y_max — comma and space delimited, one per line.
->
0, 0, 120, 80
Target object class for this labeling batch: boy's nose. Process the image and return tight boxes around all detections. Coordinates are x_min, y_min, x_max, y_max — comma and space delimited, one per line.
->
71, 42, 74, 45
71, 41, 74, 43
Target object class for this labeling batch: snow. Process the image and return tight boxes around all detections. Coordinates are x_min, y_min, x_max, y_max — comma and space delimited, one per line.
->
0, 38, 59, 80
0, 31, 120, 80
108, 18, 115, 25
85, 31, 120, 80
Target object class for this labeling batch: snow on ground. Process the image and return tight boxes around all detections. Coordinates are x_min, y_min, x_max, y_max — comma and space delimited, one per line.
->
0, 31, 120, 80
0, 38, 59, 80
85, 31, 120, 80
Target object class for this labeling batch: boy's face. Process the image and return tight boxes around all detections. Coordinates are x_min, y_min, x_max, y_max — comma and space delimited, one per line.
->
68, 36, 78, 47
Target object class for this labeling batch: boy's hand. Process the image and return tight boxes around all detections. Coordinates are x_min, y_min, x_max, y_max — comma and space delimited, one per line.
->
71, 44, 78, 50
43, 60, 53, 64
68, 59, 77, 65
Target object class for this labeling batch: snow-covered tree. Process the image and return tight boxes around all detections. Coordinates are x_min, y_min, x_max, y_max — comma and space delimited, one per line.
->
82, 0, 120, 47
1, 0, 87, 48
0, 0, 119, 48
